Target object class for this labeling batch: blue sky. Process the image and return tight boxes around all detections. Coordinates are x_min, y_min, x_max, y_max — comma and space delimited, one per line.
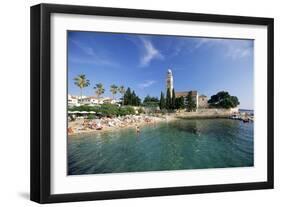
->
68, 31, 254, 109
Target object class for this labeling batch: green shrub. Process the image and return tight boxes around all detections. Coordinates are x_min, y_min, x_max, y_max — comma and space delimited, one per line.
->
99, 104, 118, 117
69, 105, 100, 112
137, 107, 145, 114
87, 114, 95, 119
69, 104, 136, 117
118, 106, 135, 116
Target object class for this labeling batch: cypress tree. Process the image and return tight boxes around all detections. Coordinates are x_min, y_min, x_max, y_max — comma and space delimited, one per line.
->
166, 88, 171, 109
124, 88, 131, 105
179, 96, 185, 109
159, 91, 165, 110
131, 90, 136, 106
172, 89, 176, 109
135, 96, 141, 106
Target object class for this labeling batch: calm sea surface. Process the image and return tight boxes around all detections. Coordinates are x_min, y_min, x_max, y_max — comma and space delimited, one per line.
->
68, 118, 253, 175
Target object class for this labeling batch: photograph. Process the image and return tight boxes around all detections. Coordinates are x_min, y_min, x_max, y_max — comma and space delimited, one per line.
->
29, 3, 274, 203
67, 31, 254, 175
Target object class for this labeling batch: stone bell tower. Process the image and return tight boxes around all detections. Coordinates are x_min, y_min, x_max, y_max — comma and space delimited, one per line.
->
166, 69, 173, 97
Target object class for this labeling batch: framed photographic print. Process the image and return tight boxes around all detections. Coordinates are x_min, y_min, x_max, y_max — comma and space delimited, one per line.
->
30, 3, 274, 203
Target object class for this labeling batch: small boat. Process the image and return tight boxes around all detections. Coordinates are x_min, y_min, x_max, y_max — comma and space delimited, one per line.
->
230, 114, 240, 120
242, 118, 250, 123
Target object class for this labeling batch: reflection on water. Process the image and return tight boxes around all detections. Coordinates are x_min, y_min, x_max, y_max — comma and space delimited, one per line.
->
68, 118, 254, 175
171, 120, 202, 135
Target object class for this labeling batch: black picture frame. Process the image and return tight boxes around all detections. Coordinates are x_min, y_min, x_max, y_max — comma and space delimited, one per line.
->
30, 3, 274, 204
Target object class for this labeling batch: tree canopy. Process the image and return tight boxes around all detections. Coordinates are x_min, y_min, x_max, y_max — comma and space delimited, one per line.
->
110, 84, 118, 99
143, 95, 159, 107
143, 95, 159, 103
166, 88, 172, 109
74, 74, 90, 102
175, 96, 185, 109
171, 89, 176, 109
159, 91, 166, 110
69, 104, 136, 117
208, 91, 240, 109
123, 87, 141, 106
93, 83, 105, 98
186, 92, 196, 112
118, 85, 126, 105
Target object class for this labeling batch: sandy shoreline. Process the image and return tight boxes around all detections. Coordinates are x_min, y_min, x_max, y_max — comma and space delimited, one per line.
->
68, 114, 177, 136
68, 109, 251, 137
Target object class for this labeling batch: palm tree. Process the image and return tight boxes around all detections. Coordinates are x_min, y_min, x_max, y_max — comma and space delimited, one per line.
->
110, 84, 118, 100
73, 74, 90, 103
93, 83, 105, 98
118, 85, 126, 105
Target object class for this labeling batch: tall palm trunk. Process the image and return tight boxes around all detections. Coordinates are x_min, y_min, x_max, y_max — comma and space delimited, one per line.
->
80, 88, 82, 103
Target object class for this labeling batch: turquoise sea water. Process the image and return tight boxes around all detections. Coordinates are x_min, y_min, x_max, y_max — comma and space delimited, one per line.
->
68, 118, 253, 175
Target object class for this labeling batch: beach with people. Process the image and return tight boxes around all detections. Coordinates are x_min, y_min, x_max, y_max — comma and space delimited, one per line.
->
67, 108, 253, 136
68, 114, 177, 136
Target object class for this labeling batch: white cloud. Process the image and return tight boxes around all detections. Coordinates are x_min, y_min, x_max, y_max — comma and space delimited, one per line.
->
139, 38, 163, 67
69, 39, 119, 67
138, 80, 156, 89
194, 38, 214, 49
225, 43, 252, 60
169, 38, 214, 57
193, 38, 253, 59
70, 39, 95, 56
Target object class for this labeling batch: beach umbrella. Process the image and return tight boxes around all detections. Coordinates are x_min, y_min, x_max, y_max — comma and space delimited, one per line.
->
89, 111, 96, 114
80, 111, 88, 114
68, 111, 81, 114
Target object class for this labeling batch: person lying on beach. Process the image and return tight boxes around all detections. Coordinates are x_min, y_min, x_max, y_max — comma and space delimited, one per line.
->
82, 120, 89, 127
78, 126, 88, 131
144, 117, 151, 122
67, 127, 74, 134
96, 122, 103, 130
89, 122, 97, 129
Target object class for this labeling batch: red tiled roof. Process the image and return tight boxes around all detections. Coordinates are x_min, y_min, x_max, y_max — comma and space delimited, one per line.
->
175, 91, 189, 97
175, 90, 198, 97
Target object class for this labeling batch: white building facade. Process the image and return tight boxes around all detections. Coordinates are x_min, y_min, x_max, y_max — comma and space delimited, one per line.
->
68, 94, 120, 107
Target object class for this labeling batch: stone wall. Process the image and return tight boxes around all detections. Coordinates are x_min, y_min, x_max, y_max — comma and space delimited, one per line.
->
176, 108, 239, 118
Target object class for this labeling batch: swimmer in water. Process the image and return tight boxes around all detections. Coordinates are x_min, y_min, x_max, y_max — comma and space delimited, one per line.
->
136, 125, 140, 133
